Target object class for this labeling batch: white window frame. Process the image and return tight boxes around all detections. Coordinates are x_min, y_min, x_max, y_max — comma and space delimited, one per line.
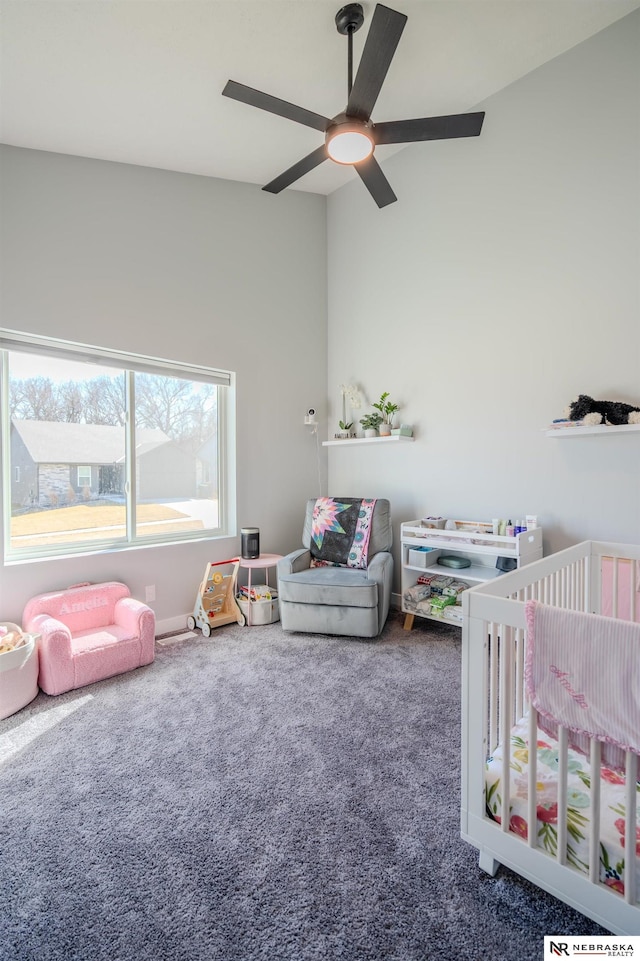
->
1, 328, 235, 562
77, 466, 92, 487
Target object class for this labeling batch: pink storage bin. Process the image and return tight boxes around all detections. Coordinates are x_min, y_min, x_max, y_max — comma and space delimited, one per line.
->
0, 622, 39, 720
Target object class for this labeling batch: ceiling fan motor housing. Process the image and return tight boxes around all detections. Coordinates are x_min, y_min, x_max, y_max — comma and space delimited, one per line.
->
335, 4, 365, 35
327, 112, 373, 138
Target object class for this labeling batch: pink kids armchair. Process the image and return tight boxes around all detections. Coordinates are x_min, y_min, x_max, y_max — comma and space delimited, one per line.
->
22, 581, 155, 696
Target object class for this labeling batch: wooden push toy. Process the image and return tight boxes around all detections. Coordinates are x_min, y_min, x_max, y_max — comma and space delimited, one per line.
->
187, 559, 245, 635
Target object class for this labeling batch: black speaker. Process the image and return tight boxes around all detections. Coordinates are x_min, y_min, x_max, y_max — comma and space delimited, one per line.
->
241, 527, 260, 559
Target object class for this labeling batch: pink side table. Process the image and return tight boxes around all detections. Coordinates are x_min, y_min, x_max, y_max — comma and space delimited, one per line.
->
238, 553, 282, 626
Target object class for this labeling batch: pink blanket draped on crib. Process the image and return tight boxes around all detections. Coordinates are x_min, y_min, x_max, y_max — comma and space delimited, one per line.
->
524, 599, 640, 770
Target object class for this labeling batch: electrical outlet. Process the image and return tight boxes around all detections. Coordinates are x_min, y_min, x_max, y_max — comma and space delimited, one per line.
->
145, 585, 156, 603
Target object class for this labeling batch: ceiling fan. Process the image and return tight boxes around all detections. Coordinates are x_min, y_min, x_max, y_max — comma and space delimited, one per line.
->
222, 2, 485, 208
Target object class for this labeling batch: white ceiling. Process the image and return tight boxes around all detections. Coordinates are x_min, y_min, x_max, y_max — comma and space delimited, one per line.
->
2, 0, 639, 196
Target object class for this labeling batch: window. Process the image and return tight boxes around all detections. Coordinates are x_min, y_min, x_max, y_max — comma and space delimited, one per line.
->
77, 466, 92, 487
1, 329, 233, 560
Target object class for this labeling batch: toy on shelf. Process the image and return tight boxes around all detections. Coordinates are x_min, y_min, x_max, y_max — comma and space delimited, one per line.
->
187, 559, 245, 636
564, 393, 640, 426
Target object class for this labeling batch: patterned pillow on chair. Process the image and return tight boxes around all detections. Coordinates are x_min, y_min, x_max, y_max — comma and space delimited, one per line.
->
309, 497, 377, 570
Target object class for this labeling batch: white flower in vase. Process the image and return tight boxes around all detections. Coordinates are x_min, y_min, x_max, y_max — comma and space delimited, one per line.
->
338, 384, 362, 436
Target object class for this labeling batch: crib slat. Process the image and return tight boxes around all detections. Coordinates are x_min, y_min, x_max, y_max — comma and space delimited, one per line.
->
569, 565, 575, 611
557, 726, 569, 866
515, 625, 524, 720
489, 623, 498, 753
585, 553, 592, 613
631, 560, 637, 622
589, 739, 601, 885
527, 707, 537, 849
569, 562, 575, 608
482, 624, 490, 767
612, 557, 619, 619
500, 626, 512, 833
576, 560, 583, 610
624, 751, 638, 905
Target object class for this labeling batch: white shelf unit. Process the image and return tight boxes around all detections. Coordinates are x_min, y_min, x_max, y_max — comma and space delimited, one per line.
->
545, 423, 640, 437
400, 519, 543, 629
323, 435, 414, 447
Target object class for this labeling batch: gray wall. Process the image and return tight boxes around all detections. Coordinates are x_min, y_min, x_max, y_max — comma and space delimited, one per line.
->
326, 10, 640, 579
0, 147, 328, 628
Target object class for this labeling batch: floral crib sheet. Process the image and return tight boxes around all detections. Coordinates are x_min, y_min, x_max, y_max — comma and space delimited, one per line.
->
485, 716, 640, 896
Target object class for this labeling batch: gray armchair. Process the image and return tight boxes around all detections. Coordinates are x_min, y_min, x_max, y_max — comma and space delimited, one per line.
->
277, 497, 393, 638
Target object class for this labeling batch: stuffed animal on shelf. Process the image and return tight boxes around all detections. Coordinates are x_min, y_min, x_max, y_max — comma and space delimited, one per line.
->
564, 394, 640, 426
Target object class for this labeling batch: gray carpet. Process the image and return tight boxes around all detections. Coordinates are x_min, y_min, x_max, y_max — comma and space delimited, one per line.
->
0, 612, 605, 961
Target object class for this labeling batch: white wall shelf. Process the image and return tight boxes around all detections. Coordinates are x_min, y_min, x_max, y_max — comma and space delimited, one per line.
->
323, 436, 414, 447
545, 423, 640, 437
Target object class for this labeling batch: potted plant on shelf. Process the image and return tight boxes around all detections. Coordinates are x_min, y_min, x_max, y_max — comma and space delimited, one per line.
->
359, 412, 383, 437
336, 420, 353, 439
372, 392, 400, 436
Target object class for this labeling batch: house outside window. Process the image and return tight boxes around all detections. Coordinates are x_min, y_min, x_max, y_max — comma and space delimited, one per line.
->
1, 330, 234, 560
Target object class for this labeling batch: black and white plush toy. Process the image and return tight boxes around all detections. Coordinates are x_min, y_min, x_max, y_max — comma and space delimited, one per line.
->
564, 394, 640, 426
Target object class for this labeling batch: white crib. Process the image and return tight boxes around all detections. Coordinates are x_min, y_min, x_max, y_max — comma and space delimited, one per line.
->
461, 540, 640, 935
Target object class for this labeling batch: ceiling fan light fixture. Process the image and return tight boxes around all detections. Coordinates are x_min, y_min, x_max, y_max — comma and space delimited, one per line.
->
326, 123, 374, 165
223, 4, 484, 206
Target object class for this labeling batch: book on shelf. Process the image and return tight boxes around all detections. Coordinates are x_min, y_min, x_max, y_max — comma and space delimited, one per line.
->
546, 419, 585, 430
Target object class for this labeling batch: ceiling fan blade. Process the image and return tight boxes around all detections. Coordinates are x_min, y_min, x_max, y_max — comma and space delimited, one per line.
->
263, 145, 328, 194
374, 112, 485, 145
222, 80, 331, 132
355, 155, 397, 208
347, 4, 407, 122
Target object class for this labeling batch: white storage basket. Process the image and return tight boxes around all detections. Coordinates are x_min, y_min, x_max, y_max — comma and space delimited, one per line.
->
237, 592, 280, 625
0, 622, 39, 720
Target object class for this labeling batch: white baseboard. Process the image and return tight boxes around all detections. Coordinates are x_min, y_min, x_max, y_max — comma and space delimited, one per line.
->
155, 614, 191, 636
